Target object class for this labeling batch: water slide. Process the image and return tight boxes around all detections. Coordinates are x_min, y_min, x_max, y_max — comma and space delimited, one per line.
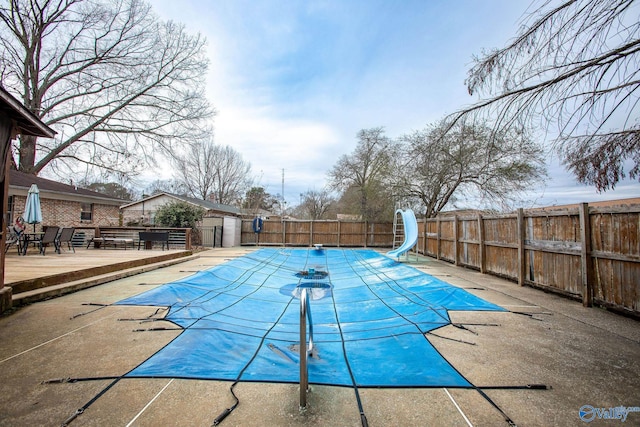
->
386, 209, 418, 259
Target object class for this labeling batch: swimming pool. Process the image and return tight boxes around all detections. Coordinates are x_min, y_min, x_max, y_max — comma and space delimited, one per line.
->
117, 248, 505, 388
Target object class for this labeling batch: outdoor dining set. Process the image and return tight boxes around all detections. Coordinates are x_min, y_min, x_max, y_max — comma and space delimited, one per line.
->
5, 226, 75, 256
5, 227, 172, 255
3, 183, 76, 255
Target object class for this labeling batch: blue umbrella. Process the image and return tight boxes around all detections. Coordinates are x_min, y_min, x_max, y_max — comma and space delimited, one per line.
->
23, 184, 43, 232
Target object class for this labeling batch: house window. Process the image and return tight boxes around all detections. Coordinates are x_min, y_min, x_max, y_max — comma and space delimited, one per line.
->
7, 195, 14, 226
80, 203, 93, 221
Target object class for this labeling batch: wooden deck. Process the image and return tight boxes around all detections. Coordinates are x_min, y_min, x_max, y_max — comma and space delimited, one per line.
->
3, 246, 194, 304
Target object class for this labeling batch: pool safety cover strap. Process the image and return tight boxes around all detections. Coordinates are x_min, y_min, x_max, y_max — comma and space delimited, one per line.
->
116, 248, 506, 387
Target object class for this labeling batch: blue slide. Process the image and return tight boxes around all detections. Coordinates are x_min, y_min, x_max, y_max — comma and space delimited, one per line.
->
387, 209, 418, 259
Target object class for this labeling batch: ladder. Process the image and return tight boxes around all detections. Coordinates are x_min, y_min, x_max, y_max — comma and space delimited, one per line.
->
392, 209, 405, 250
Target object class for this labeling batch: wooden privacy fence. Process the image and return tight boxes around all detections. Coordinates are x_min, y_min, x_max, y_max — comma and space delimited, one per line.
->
241, 219, 394, 247
421, 204, 639, 317
241, 205, 639, 318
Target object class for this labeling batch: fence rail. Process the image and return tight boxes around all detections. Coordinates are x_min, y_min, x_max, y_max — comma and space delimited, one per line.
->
200, 226, 223, 248
74, 226, 192, 250
240, 205, 639, 318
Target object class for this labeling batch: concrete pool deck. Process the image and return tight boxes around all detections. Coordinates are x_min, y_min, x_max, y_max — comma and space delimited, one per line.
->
0, 247, 638, 426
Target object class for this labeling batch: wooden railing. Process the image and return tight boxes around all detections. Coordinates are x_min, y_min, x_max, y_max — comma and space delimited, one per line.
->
74, 226, 192, 250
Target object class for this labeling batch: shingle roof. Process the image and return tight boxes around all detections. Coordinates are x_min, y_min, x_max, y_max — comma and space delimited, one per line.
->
121, 192, 242, 215
9, 169, 129, 203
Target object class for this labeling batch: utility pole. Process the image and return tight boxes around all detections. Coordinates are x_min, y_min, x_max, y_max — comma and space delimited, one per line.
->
281, 168, 285, 217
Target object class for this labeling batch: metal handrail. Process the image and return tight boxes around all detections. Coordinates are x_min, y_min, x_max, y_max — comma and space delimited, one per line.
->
299, 288, 314, 408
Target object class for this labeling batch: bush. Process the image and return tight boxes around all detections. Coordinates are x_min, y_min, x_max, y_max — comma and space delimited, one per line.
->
154, 201, 205, 229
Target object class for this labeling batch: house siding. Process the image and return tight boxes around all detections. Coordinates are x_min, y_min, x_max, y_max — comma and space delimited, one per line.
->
122, 209, 148, 226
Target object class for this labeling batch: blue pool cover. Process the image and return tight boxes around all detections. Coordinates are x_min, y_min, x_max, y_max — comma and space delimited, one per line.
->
116, 248, 506, 388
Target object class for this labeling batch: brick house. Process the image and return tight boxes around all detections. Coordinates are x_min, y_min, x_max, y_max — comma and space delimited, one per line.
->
7, 169, 129, 231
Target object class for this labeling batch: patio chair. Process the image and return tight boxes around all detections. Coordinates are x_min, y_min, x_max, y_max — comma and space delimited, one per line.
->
56, 227, 76, 253
5, 227, 22, 254
39, 226, 60, 255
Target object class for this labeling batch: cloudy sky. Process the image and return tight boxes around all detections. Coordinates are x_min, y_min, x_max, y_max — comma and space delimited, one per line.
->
152, 0, 639, 209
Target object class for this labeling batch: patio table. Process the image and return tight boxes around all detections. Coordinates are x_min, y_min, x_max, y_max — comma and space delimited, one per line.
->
21, 232, 44, 255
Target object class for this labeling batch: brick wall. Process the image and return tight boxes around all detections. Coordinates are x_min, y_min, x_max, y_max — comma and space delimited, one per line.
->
11, 195, 120, 231
91, 204, 121, 226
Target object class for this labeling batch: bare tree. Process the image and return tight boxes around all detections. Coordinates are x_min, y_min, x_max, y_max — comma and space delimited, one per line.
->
451, 0, 640, 191
396, 119, 546, 217
298, 189, 335, 220
328, 127, 398, 221
173, 140, 251, 205
143, 179, 187, 197
0, 0, 213, 178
